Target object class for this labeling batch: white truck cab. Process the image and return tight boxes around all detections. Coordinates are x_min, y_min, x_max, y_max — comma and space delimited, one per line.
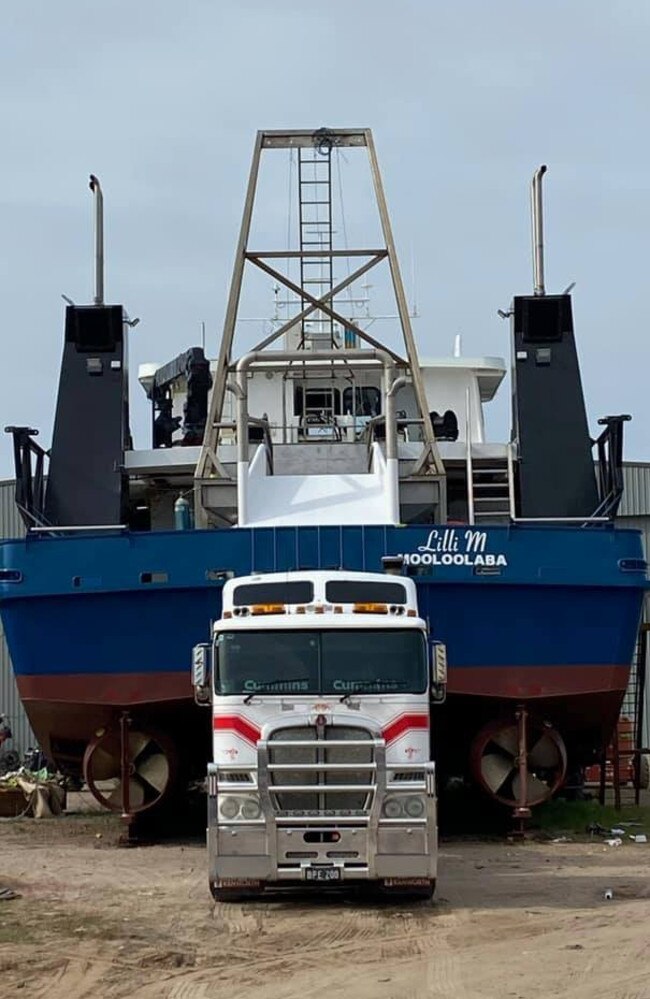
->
192, 568, 447, 900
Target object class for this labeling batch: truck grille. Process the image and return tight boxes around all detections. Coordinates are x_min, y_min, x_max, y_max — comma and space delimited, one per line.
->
267, 725, 374, 812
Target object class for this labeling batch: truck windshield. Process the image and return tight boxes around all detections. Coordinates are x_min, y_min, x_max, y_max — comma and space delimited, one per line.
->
215, 630, 427, 695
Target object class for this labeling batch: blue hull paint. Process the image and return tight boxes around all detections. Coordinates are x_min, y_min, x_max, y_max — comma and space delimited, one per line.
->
0, 524, 646, 680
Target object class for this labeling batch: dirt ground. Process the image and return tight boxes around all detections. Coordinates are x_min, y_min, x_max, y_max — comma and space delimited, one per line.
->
1, 809, 650, 999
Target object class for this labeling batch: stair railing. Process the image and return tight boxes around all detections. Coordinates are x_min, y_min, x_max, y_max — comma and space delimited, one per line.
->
4, 426, 50, 529
465, 388, 475, 525
592, 414, 631, 519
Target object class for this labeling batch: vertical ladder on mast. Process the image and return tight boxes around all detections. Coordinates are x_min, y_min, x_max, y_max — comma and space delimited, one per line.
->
194, 128, 447, 528
297, 145, 334, 347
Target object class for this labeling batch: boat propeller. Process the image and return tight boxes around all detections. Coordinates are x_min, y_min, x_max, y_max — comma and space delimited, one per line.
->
470, 713, 567, 810
83, 725, 176, 815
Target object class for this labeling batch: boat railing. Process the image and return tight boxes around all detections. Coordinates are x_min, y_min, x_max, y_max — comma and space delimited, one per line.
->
512, 516, 611, 524
465, 388, 475, 525
4, 426, 50, 530
506, 441, 517, 520
28, 524, 128, 534
592, 414, 631, 520
363, 416, 425, 470
211, 417, 274, 475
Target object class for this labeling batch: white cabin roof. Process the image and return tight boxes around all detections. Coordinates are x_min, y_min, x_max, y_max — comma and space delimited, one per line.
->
419, 356, 506, 401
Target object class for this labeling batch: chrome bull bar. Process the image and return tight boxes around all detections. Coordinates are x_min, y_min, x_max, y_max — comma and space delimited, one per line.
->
257, 735, 385, 878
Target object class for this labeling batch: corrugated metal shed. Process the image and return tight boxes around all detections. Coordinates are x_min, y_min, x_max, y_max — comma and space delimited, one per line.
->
617, 465, 650, 590
615, 465, 650, 747
0, 479, 35, 756
619, 463, 650, 518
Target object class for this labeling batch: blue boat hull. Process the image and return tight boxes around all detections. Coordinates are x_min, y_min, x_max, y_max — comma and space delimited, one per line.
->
1, 523, 646, 781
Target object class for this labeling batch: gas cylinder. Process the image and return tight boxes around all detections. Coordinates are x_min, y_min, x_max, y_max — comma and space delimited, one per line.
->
174, 493, 192, 531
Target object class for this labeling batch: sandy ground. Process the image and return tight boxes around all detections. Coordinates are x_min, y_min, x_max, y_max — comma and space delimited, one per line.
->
1, 811, 650, 999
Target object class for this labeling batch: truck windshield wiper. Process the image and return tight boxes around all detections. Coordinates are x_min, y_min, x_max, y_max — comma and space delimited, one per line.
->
339, 679, 408, 700
242, 678, 310, 704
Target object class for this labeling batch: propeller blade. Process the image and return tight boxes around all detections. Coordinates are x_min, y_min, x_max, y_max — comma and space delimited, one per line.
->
481, 753, 514, 793
107, 778, 145, 810
512, 772, 550, 806
89, 745, 121, 781
490, 726, 519, 758
528, 732, 561, 769
136, 752, 170, 794
129, 732, 153, 763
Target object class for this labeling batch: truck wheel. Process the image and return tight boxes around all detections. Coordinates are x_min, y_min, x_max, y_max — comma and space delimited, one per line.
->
210, 884, 259, 903
411, 879, 436, 900
370, 879, 436, 902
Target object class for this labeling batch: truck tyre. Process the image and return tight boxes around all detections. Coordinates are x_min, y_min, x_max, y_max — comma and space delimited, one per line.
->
210, 884, 259, 904
368, 879, 436, 902
412, 879, 436, 900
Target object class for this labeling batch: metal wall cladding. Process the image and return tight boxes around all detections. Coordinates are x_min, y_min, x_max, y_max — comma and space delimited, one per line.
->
619, 463, 650, 518
0, 480, 35, 756
617, 515, 650, 591
617, 513, 650, 747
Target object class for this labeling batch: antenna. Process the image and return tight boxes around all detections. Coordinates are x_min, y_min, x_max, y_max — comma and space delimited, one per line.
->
89, 174, 104, 306
530, 164, 547, 296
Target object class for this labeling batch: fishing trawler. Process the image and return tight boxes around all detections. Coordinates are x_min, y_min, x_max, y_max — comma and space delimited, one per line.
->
1, 130, 646, 824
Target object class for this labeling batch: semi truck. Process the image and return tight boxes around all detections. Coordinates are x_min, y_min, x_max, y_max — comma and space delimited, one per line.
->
191, 566, 447, 900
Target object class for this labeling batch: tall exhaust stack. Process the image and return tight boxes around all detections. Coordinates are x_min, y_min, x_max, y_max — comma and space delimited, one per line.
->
510, 165, 598, 518
44, 175, 131, 527
89, 174, 104, 306
531, 164, 547, 296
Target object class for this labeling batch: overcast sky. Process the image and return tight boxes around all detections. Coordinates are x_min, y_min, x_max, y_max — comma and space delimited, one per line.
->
1, 0, 649, 478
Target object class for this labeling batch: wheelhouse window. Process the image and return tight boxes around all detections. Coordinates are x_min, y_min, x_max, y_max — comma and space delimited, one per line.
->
342, 386, 381, 418
294, 386, 341, 418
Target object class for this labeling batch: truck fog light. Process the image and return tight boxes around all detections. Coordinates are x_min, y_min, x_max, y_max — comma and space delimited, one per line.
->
383, 797, 404, 818
404, 796, 425, 818
241, 798, 262, 820
219, 796, 241, 820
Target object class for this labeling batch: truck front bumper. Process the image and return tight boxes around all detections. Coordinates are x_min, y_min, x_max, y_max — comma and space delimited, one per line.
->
208, 814, 437, 887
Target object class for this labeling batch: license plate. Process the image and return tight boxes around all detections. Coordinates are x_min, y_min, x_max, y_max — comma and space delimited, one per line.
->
304, 866, 341, 882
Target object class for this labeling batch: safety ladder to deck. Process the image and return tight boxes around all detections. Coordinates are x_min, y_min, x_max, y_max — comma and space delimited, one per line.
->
298, 145, 334, 347
469, 459, 512, 524
464, 388, 514, 525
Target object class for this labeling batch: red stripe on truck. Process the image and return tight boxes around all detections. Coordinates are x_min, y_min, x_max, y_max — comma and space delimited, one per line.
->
213, 715, 261, 746
382, 713, 429, 745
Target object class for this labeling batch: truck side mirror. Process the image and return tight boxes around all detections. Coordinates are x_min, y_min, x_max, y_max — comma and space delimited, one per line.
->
192, 643, 212, 706
430, 641, 447, 704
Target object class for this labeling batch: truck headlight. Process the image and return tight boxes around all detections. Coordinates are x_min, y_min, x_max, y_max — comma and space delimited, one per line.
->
241, 797, 262, 820
382, 797, 404, 818
382, 796, 426, 819
219, 796, 241, 820
404, 796, 426, 818
219, 795, 262, 821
